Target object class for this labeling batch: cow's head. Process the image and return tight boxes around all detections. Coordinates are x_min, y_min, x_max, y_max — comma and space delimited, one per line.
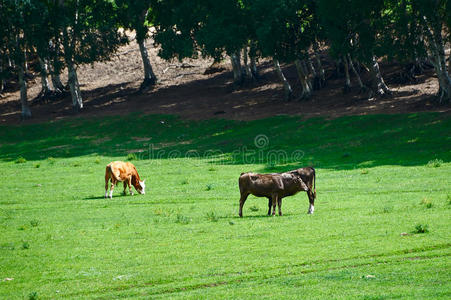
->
137, 180, 146, 194
291, 171, 309, 191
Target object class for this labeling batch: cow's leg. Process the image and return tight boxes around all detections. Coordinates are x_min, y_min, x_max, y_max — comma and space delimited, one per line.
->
128, 177, 134, 195
123, 181, 127, 195
271, 194, 277, 216
105, 178, 109, 198
239, 192, 249, 217
109, 179, 116, 199
267, 197, 272, 216
307, 190, 315, 214
278, 197, 282, 216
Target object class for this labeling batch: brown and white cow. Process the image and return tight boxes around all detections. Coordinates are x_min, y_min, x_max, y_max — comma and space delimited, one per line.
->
238, 167, 316, 217
104, 161, 146, 198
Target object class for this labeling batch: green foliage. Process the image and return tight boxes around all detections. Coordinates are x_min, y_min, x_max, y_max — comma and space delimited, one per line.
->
28, 291, 38, 300
127, 153, 138, 161
175, 214, 190, 224
206, 211, 219, 222
15, 156, 26, 164
30, 219, 40, 227
427, 159, 443, 168
413, 224, 429, 234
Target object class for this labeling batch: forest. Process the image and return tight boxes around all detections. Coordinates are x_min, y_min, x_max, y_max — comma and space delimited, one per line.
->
1, 0, 451, 120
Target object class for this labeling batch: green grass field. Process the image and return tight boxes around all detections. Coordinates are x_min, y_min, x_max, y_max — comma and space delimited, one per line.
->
0, 112, 450, 299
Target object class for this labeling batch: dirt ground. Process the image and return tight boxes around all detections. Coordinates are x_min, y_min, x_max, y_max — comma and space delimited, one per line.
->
0, 34, 450, 125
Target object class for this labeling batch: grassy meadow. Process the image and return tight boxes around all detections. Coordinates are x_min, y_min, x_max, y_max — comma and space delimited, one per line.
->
0, 112, 450, 299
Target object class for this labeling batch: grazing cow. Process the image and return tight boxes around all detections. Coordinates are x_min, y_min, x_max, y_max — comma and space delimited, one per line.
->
238, 167, 316, 217
104, 161, 146, 198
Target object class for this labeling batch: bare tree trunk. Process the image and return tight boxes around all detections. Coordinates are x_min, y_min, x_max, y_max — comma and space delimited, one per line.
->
249, 41, 259, 79
347, 54, 366, 91
0, 64, 4, 94
138, 38, 157, 89
67, 62, 83, 110
273, 58, 292, 100
230, 51, 243, 86
18, 63, 31, 119
312, 40, 325, 83
50, 67, 66, 93
242, 47, 256, 82
301, 60, 312, 91
295, 59, 312, 100
342, 55, 351, 93
367, 55, 391, 96
38, 57, 52, 98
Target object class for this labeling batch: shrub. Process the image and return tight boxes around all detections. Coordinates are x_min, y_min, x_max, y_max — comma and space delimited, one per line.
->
413, 224, 429, 234
249, 205, 259, 212
382, 206, 392, 213
427, 159, 443, 168
175, 214, 190, 224
15, 156, 26, 164
34, 163, 40, 168
30, 219, 40, 227
208, 167, 216, 172
205, 184, 213, 191
206, 211, 219, 222
22, 241, 30, 249
28, 291, 38, 300
127, 153, 138, 161
181, 180, 188, 185
420, 198, 433, 208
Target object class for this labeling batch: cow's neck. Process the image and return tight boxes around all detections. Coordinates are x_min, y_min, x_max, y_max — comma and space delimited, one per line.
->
131, 174, 141, 189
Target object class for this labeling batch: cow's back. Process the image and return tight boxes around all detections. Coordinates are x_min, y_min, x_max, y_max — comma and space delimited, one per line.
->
107, 161, 135, 181
239, 172, 283, 197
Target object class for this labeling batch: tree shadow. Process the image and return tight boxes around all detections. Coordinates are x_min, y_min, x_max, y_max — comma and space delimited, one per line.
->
0, 111, 449, 170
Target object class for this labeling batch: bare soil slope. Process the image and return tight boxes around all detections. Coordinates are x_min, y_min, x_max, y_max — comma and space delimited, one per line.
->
0, 35, 449, 124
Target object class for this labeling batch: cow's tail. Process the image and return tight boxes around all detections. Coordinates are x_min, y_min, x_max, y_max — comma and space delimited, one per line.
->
311, 167, 316, 199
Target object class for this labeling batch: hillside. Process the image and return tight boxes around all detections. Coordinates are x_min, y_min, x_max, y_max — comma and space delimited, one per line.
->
0, 34, 450, 124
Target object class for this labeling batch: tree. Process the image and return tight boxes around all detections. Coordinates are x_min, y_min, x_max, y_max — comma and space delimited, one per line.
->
319, 0, 391, 97
117, 0, 158, 90
55, 0, 127, 110
0, 0, 32, 119
412, 0, 451, 103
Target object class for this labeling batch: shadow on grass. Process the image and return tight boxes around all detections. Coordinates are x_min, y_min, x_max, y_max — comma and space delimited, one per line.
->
0, 112, 449, 170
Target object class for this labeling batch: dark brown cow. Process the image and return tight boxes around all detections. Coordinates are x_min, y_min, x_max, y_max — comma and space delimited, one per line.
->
238, 167, 316, 217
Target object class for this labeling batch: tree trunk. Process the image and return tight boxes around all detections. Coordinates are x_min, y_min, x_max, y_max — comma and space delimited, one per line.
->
230, 51, 243, 86
273, 58, 292, 100
38, 57, 52, 97
295, 59, 311, 100
307, 54, 322, 90
367, 55, 391, 96
67, 62, 83, 110
138, 38, 157, 89
18, 63, 31, 119
312, 40, 325, 83
249, 41, 259, 79
242, 47, 255, 82
347, 54, 366, 91
427, 20, 451, 103
50, 68, 66, 93
301, 60, 313, 91
342, 55, 351, 93
0, 64, 4, 94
